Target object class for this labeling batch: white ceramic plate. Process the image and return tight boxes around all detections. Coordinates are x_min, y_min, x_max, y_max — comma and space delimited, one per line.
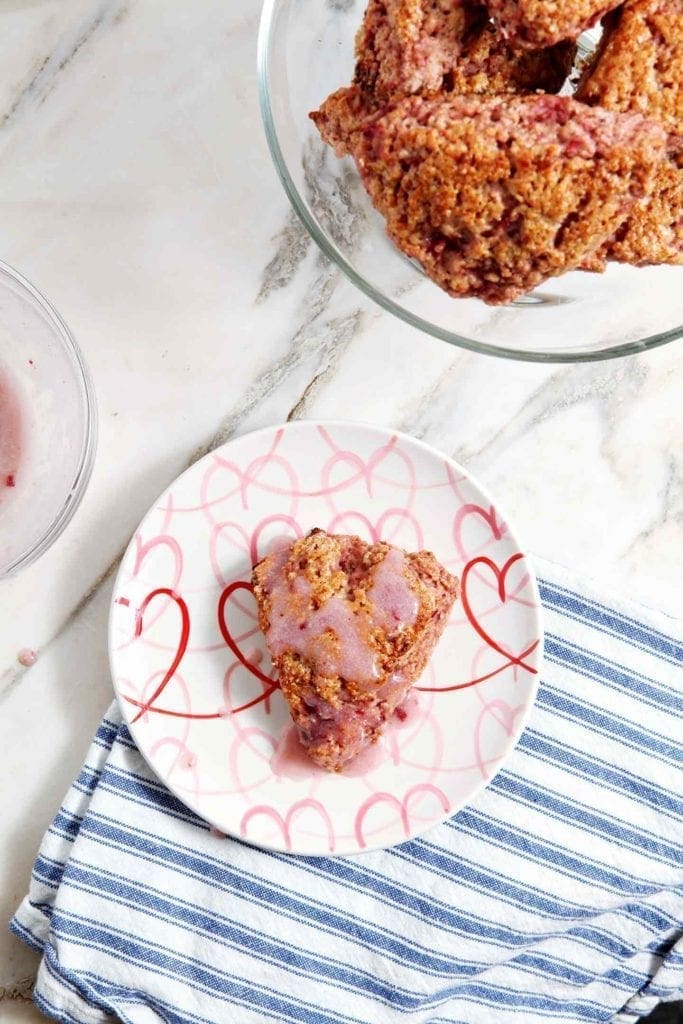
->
109, 421, 543, 855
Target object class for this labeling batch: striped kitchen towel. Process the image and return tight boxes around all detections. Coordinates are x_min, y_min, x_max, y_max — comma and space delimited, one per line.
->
11, 558, 683, 1024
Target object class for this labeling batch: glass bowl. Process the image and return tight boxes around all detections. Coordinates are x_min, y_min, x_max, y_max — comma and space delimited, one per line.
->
0, 260, 97, 578
258, 0, 683, 362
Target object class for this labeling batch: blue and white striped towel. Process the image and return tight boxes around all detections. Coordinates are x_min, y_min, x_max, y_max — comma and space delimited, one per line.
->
11, 557, 683, 1024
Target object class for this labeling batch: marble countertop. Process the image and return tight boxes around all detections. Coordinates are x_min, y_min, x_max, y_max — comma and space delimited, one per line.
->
1, 1, 681, 1018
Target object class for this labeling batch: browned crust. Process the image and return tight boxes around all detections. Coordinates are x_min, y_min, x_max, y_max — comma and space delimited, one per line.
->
576, 0, 683, 266
486, 0, 623, 47
348, 94, 666, 304
311, 2, 577, 159
585, 157, 683, 269
353, 0, 575, 101
310, 85, 374, 158
576, 0, 683, 137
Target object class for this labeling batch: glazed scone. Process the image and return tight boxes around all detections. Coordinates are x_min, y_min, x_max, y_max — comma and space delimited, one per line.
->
577, 0, 683, 267
486, 0, 623, 47
252, 529, 458, 772
343, 93, 666, 304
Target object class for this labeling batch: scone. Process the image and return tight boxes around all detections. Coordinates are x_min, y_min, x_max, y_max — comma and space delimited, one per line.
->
576, 0, 683, 267
339, 93, 666, 304
353, 0, 575, 100
252, 529, 458, 772
311, 0, 576, 157
486, 0, 623, 47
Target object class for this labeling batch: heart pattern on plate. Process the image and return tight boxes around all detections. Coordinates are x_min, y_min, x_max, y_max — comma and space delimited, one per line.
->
109, 422, 542, 855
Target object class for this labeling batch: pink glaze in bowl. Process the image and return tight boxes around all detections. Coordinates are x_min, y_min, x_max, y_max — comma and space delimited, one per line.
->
0, 261, 97, 578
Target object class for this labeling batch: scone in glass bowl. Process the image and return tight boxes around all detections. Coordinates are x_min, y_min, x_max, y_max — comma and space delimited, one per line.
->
0, 260, 97, 578
257, 0, 683, 362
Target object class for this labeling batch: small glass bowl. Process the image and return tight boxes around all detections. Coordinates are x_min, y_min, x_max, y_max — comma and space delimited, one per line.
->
0, 260, 97, 578
258, 0, 683, 362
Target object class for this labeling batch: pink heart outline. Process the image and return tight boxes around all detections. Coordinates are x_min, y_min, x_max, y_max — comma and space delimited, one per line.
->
240, 799, 335, 852
354, 784, 450, 848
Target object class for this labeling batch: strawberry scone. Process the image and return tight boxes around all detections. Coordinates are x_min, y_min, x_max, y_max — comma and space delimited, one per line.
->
486, 0, 623, 47
311, 0, 575, 157
353, 0, 473, 99
353, 0, 575, 100
252, 529, 458, 772
577, 0, 683, 266
342, 93, 665, 304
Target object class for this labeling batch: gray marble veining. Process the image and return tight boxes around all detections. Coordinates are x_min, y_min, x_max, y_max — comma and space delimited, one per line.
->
0, 0, 681, 1015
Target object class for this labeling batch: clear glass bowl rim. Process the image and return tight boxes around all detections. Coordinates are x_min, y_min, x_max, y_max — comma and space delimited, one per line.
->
0, 259, 98, 579
257, 0, 683, 364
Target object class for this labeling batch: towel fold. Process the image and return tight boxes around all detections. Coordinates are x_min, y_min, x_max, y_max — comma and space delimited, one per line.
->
11, 557, 683, 1024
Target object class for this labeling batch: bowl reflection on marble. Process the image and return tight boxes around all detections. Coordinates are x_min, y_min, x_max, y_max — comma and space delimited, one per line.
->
257, 0, 683, 363
0, 261, 97, 579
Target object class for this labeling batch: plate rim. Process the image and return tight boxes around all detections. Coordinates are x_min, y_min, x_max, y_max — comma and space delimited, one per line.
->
108, 418, 544, 856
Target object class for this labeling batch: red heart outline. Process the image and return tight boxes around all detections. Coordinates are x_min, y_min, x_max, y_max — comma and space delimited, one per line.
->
460, 554, 539, 673
217, 581, 280, 713
130, 588, 190, 723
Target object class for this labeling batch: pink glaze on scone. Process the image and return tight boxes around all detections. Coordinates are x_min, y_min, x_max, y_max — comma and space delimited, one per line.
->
252, 529, 458, 772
